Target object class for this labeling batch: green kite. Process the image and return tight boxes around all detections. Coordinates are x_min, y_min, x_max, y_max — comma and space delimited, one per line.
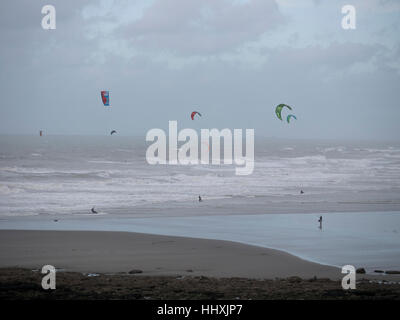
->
275, 104, 292, 121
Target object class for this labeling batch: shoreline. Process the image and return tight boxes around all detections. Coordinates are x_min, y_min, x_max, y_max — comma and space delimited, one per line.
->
2, 211, 399, 272
0, 230, 342, 279
1, 229, 400, 300
1, 229, 399, 281
2, 197, 400, 218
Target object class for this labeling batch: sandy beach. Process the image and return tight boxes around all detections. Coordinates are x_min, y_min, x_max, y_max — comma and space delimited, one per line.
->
2, 230, 400, 300
0, 230, 340, 279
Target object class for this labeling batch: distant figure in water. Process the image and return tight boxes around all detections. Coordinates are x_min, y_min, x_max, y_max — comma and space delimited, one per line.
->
300, 190, 304, 194
91, 207, 98, 214
318, 216, 323, 229
198, 195, 202, 202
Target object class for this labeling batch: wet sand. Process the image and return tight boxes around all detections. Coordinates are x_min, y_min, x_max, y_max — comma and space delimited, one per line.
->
0, 230, 341, 279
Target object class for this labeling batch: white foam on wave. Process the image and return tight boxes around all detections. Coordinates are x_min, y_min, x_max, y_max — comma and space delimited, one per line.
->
0, 184, 25, 195
1, 138, 400, 216
87, 160, 134, 165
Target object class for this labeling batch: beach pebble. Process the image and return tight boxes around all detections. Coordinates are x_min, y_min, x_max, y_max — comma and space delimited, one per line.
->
288, 276, 302, 283
128, 269, 143, 274
385, 270, 400, 274
356, 268, 366, 274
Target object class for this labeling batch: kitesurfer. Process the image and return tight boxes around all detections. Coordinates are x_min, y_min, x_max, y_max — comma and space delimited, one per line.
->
91, 207, 98, 214
198, 195, 202, 202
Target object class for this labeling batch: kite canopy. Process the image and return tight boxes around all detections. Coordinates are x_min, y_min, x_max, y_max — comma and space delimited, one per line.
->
101, 91, 110, 106
275, 104, 292, 121
110, 130, 117, 135
191, 111, 202, 120
287, 114, 297, 123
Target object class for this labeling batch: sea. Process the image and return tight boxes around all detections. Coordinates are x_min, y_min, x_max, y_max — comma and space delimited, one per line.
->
1, 135, 400, 271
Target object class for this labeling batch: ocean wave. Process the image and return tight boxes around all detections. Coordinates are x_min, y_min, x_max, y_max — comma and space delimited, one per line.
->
1, 138, 400, 217
87, 160, 134, 165
0, 184, 25, 195
0, 166, 114, 179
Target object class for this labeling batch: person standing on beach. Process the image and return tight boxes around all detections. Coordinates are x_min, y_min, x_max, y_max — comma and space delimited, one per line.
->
318, 216, 322, 229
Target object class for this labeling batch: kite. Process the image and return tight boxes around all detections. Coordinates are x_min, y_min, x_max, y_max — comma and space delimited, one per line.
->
110, 130, 117, 135
287, 114, 297, 123
101, 91, 110, 106
191, 111, 202, 120
275, 104, 292, 121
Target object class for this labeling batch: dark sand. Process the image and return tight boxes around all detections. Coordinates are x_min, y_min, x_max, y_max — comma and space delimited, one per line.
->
0, 230, 340, 278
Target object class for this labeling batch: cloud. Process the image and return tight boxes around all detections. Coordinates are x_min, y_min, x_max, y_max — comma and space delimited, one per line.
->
269, 42, 382, 71
120, 0, 284, 55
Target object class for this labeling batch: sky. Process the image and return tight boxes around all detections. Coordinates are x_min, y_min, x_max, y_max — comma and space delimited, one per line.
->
0, 0, 399, 140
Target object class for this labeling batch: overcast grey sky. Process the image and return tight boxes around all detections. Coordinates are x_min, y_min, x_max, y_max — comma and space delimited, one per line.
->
0, 0, 399, 140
